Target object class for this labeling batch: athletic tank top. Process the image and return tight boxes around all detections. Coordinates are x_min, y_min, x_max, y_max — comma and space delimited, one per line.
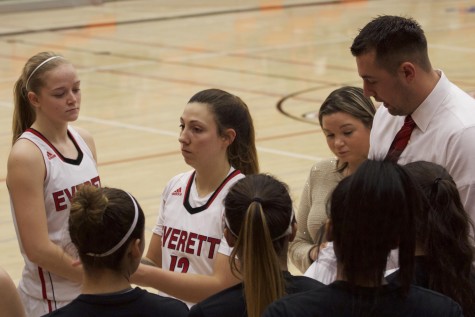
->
11, 126, 100, 302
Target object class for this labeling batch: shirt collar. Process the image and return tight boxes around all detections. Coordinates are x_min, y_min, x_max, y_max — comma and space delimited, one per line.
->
411, 70, 448, 133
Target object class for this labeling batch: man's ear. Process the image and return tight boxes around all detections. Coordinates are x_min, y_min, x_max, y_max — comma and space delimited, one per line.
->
289, 222, 297, 242
222, 128, 236, 146
325, 219, 334, 242
399, 62, 416, 83
224, 227, 236, 247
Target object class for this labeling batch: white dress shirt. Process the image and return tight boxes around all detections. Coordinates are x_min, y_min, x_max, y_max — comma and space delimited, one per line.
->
369, 70, 475, 230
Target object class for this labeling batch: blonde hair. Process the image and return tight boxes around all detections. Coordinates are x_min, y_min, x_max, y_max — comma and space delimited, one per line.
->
12, 52, 68, 144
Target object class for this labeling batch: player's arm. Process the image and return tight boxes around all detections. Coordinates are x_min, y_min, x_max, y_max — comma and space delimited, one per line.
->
7, 140, 83, 283
132, 252, 240, 303
0, 267, 26, 317
143, 233, 163, 267
288, 168, 318, 272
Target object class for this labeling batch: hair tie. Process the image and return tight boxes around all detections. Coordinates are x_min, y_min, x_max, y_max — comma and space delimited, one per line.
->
86, 192, 139, 257
251, 197, 263, 204
430, 177, 442, 199
224, 207, 295, 241
223, 197, 266, 239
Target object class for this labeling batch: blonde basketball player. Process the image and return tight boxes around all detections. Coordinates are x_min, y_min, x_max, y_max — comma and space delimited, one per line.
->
7, 52, 100, 316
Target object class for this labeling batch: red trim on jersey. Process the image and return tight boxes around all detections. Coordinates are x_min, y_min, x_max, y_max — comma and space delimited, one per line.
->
25, 128, 82, 164
38, 267, 48, 299
47, 299, 53, 313
183, 169, 242, 214
38, 267, 53, 312
207, 169, 241, 206
25, 128, 64, 161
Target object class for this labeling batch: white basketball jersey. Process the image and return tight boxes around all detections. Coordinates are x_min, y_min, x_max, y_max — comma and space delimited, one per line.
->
11, 126, 101, 304
153, 168, 244, 277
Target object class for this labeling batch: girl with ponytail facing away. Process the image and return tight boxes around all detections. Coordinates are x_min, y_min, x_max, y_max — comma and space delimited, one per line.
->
264, 160, 463, 317
387, 161, 475, 317
189, 174, 322, 317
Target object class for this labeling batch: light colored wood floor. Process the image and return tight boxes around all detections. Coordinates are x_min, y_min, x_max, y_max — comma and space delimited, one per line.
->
1, 0, 474, 284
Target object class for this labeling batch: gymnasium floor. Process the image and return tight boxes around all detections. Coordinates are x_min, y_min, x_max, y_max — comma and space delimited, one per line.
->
1, 0, 474, 283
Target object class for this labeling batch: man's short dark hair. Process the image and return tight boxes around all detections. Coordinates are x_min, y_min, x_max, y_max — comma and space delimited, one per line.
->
350, 15, 432, 73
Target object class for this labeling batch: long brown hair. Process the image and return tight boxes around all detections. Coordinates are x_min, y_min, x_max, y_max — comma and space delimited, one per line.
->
405, 161, 475, 316
224, 174, 293, 317
188, 88, 259, 175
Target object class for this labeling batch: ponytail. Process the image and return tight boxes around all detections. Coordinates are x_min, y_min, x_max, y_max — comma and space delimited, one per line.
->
230, 202, 285, 317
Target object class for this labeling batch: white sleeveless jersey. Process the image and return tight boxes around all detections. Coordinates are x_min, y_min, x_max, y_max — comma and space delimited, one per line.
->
11, 127, 101, 305
153, 168, 244, 277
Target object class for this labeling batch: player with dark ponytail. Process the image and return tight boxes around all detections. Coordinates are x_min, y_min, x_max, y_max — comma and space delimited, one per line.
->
264, 160, 463, 317
189, 174, 322, 317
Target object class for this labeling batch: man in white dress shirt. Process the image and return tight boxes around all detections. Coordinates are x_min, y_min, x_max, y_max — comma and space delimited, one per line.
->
350, 15, 475, 229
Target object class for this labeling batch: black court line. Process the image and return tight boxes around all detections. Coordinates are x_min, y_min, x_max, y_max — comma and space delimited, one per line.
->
0, 0, 343, 37
276, 85, 342, 125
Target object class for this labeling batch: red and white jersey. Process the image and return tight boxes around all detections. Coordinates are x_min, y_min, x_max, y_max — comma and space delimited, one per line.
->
11, 126, 101, 304
153, 168, 244, 277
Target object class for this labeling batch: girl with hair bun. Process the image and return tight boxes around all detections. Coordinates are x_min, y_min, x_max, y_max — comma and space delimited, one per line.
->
43, 185, 188, 317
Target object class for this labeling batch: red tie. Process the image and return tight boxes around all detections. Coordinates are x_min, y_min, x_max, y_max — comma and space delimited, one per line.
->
385, 115, 416, 162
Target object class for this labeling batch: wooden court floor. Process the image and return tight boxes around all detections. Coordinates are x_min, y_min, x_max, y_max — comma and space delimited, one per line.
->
1, 0, 474, 283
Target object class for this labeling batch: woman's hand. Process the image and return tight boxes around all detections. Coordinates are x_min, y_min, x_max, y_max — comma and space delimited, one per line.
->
309, 242, 328, 261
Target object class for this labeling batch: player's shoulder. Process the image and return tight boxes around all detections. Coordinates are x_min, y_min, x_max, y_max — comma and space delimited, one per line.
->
139, 289, 189, 316
406, 285, 464, 316
226, 168, 245, 184
263, 288, 317, 317
8, 137, 44, 167
162, 170, 194, 196
167, 170, 194, 185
